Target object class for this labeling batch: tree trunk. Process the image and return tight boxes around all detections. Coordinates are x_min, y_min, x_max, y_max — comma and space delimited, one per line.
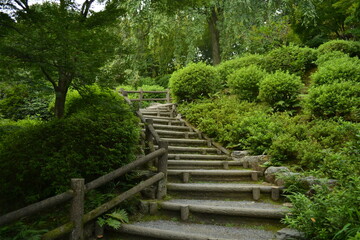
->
54, 87, 67, 119
208, 7, 221, 65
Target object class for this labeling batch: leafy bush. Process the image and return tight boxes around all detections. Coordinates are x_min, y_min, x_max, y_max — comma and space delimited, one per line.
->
311, 56, 360, 86
0, 87, 140, 211
169, 62, 220, 102
216, 54, 265, 85
227, 65, 267, 101
304, 82, 360, 121
318, 40, 360, 57
315, 51, 350, 66
155, 74, 171, 88
262, 45, 317, 77
0, 84, 52, 120
258, 71, 304, 111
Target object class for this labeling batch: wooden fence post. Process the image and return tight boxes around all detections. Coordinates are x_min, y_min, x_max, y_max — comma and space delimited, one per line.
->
120, 88, 127, 97
166, 89, 170, 103
145, 119, 155, 153
157, 141, 168, 199
139, 88, 143, 108
70, 178, 85, 240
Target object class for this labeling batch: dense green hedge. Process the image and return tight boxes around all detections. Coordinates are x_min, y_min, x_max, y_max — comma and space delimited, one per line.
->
318, 40, 360, 57
258, 71, 304, 111
169, 62, 220, 102
227, 65, 267, 101
0, 87, 140, 211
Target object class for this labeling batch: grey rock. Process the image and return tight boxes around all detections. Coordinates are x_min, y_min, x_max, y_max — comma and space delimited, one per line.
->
231, 150, 249, 159
276, 228, 306, 240
139, 201, 149, 214
264, 167, 291, 185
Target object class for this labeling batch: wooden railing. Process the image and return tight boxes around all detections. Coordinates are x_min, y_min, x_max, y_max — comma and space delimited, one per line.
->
0, 93, 170, 240
119, 88, 172, 105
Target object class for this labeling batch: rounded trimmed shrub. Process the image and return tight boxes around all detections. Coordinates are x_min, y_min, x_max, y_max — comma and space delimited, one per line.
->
311, 56, 360, 86
262, 45, 317, 77
258, 71, 304, 111
216, 54, 265, 85
227, 65, 267, 101
169, 62, 220, 102
304, 82, 360, 121
315, 51, 350, 66
318, 40, 360, 57
0, 87, 140, 210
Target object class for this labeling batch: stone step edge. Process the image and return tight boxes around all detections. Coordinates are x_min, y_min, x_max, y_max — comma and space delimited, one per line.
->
118, 224, 237, 240
158, 202, 287, 220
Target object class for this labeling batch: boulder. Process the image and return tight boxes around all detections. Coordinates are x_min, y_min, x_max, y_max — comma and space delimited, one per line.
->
276, 228, 306, 240
231, 150, 250, 159
264, 166, 291, 185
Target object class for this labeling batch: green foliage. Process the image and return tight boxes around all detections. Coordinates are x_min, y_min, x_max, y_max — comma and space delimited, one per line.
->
0, 87, 140, 211
169, 62, 220, 102
0, 221, 47, 240
227, 65, 267, 101
258, 71, 304, 111
284, 178, 360, 240
318, 40, 360, 57
0, 84, 52, 120
97, 209, 129, 230
315, 51, 350, 66
216, 54, 265, 85
262, 45, 317, 77
311, 56, 360, 86
304, 82, 360, 121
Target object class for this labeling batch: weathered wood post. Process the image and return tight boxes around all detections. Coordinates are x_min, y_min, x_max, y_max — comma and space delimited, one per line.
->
139, 88, 143, 108
166, 89, 171, 103
145, 119, 155, 153
157, 141, 168, 199
120, 88, 127, 97
70, 178, 85, 240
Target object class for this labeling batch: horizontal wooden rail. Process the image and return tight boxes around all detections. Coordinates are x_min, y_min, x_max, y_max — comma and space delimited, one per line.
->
42, 173, 165, 240
130, 98, 172, 102
124, 90, 169, 94
0, 191, 73, 226
85, 148, 166, 191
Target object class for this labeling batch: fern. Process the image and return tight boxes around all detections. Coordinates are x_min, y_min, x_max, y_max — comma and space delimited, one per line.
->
96, 209, 129, 230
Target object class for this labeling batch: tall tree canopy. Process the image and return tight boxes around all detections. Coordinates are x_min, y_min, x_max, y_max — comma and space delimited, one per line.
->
0, 0, 122, 118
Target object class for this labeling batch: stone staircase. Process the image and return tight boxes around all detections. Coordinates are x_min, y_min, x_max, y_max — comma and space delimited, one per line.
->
111, 104, 290, 240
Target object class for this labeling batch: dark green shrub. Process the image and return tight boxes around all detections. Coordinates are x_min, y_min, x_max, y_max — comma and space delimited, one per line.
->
258, 71, 304, 111
263, 45, 317, 77
311, 56, 360, 86
318, 40, 360, 57
305, 82, 360, 121
315, 51, 350, 66
0, 87, 140, 211
216, 54, 265, 85
155, 74, 171, 88
169, 62, 220, 102
227, 65, 267, 101
0, 84, 52, 120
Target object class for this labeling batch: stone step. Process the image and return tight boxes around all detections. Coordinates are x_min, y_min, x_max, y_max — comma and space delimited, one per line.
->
167, 183, 283, 201
168, 153, 231, 160
156, 146, 221, 154
153, 124, 192, 132
140, 111, 173, 117
168, 160, 243, 169
144, 115, 179, 121
115, 220, 279, 240
156, 130, 201, 139
151, 119, 185, 126
156, 199, 287, 220
160, 138, 211, 147
168, 169, 260, 182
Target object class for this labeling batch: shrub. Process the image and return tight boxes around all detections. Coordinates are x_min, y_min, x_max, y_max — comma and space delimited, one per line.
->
315, 51, 350, 66
258, 71, 304, 111
169, 62, 220, 102
227, 65, 267, 101
216, 54, 265, 85
317, 40, 360, 57
262, 45, 317, 77
155, 74, 171, 88
311, 56, 360, 86
0, 87, 140, 211
304, 82, 360, 121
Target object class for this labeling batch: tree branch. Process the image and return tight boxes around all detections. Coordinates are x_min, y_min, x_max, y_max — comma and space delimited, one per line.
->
81, 0, 95, 18
41, 67, 57, 89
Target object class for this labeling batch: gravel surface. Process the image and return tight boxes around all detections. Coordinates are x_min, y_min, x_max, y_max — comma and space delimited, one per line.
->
132, 220, 277, 240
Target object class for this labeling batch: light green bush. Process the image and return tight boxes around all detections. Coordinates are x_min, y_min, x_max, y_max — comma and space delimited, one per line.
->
311, 56, 360, 86
227, 65, 267, 101
318, 40, 360, 57
258, 71, 304, 111
263, 45, 317, 77
315, 51, 350, 66
169, 62, 220, 102
216, 54, 265, 85
305, 82, 360, 121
